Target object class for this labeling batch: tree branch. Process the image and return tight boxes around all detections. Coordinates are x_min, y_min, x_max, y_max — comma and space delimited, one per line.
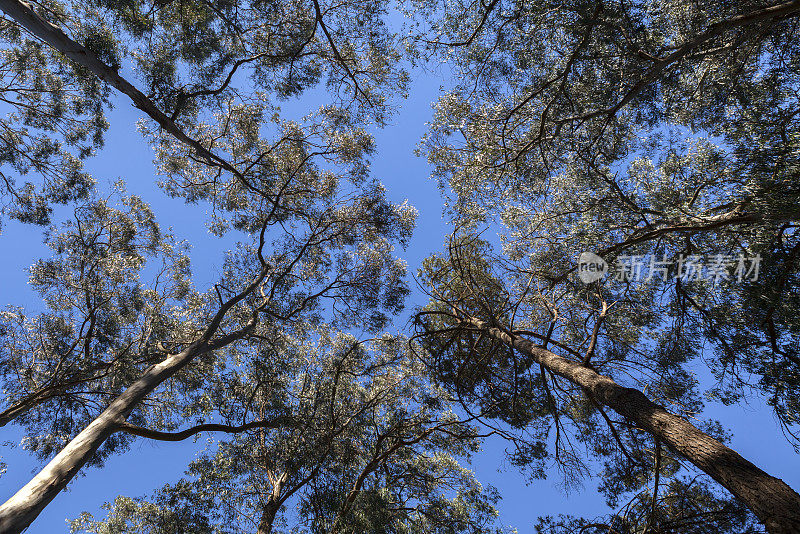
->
118, 417, 295, 442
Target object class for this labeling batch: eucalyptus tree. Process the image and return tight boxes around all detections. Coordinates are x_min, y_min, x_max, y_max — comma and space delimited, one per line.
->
0, 7, 109, 228
0, 129, 414, 532
410, 0, 800, 532
415, 235, 799, 533
4, 0, 800, 532
0, 0, 420, 532
68, 332, 504, 534
0, 187, 195, 456
413, 0, 800, 433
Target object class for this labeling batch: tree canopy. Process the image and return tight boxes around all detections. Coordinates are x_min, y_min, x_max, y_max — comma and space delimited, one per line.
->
0, 0, 799, 533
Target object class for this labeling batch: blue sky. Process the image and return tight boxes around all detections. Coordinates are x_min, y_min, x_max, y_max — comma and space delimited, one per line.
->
1, 58, 799, 534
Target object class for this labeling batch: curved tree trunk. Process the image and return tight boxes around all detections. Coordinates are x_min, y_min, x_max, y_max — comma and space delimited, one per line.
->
465, 316, 800, 534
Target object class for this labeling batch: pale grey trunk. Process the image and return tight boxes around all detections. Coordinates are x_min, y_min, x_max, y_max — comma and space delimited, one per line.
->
0, 263, 264, 532
467, 316, 800, 534
0, 345, 201, 533
0, 0, 238, 175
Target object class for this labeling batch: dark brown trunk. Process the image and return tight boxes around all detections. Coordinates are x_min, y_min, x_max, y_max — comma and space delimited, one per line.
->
257, 501, 279, 534
0, 397, 38, 427
466, 316, 800, 534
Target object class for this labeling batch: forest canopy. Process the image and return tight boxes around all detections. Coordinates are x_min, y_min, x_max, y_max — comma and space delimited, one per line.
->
0, 0, 799, 533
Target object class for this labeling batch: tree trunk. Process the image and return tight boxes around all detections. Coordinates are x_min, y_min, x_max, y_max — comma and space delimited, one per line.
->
0, 396, 39, 427
257, 501, 279, 534
257, 472, 287, 534
465, 316, 800, 534
0, 344, 201, 534
0, 0, 240, 177
0, 268, 265, 533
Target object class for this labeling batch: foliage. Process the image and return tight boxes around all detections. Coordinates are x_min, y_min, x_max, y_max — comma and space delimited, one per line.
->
69, 334, 505, 534
1, 0, 799, 533
0, 6, 110, 227
413, 0, 800, 439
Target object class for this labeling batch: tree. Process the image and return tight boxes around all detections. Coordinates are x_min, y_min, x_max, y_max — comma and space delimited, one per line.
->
0, 2, 110, 228
415, 0, 800, 435
411, 1, 800, 532
415, 236, 800, 532
68, 333, 505, 534
0, 0, 416, 531
2, 0, 800, 532
0, 187, 194, 456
